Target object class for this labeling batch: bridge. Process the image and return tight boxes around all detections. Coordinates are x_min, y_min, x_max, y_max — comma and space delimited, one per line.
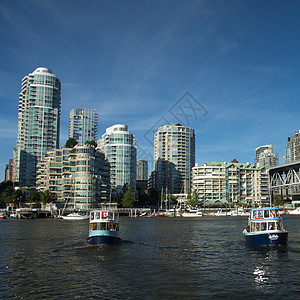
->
269, 161, 300, 191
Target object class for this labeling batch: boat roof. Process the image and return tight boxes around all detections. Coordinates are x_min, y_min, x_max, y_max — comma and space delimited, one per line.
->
250, 207, 279, 211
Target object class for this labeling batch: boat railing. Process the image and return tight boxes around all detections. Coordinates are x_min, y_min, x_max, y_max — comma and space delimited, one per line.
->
90, 210, 119, 222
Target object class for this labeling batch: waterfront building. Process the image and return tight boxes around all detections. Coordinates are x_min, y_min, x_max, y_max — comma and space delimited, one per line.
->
192, 161, 269, 206
5, 159, 14, 182
14, 67, 61, 187
285, 130, 300, 163
99, 124, 137, 193
69, 108, 98, 145
137, 159, 148, 181
149, 123, 195, 194
36, 145, 110, 210
255, 144, 279, 169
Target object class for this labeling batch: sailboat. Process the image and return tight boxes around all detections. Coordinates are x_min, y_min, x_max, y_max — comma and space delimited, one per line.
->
61, 210, 89, 220
155, 188, 169, 217
61, 177, 89, 220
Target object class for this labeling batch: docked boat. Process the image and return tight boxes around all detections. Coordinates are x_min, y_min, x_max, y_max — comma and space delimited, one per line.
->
61, 210, 89, 220
0, 212, 7, 219
181, 208, 203, 217
87, 210, 121, 245
155, 210, 169, 217
289, 207, 300, 215
243, 207, 288, 246
214, 208, 231, 216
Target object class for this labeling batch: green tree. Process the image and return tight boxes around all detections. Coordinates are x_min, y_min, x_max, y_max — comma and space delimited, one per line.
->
187, 190, 199, 207
28, 191, 41, 203
0, 186, 14, 207
121, 187, 135, 208
86, 140, 97, 148
39, 190, 51, 204
65, 138, 77, 148
273, 194, 283, 207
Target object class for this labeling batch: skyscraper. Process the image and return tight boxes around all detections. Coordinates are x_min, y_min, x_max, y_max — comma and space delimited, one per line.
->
149, 123, 195, 194
285, 130, 300, 163
255, 144, 279, 169
137, 159, 148, 181
99, 124, 137, 193
69, 108, 98, 145
14, 67, 61, 187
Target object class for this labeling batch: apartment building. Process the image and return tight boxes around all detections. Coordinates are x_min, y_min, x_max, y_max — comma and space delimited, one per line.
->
192, 161, 269, 205
14, 67, 61, 187
69, 108, 98, 145
36, 145, 110, 210
149, 123, 195, 194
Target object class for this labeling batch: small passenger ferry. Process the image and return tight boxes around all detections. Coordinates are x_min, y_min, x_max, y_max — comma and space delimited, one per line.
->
243, 207, 288, 246
87, 210, 121, 245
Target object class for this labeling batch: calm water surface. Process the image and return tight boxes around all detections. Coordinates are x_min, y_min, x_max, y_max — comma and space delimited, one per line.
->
0, 215, 299, 299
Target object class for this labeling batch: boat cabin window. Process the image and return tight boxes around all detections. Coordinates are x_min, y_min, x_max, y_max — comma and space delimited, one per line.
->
271, 210, 279, 218
257, 210, 263, 218
89, 222, 119, 231
90, 212, 94, 220
96, 212, 100, 219
261, 222, 267, 231
255, 223, 260, 231
252, 211, 257, 219
268, 222, 275, 230
264, 210, 269, 218
268, 221, 281, 230
276, 221, 282, 230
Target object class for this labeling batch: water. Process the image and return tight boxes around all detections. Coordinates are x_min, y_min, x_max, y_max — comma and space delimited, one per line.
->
0, 215, 299, 299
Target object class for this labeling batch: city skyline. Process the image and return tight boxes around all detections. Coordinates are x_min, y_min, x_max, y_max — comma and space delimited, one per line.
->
1, 0, 300, 182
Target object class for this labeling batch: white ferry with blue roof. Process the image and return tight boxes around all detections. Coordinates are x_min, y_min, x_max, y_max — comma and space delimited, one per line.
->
87, 209, 121, 245
243, 207, 288, 246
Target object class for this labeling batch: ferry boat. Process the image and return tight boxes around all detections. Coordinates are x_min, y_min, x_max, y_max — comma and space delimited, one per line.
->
243, 207, 288, 246
87, 210, 121, 245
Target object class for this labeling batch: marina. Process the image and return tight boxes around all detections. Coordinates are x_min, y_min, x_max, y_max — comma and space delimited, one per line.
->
0, 215, 299, 298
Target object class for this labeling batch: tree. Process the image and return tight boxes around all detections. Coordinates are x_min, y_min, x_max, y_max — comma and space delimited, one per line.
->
273, 194, 283, 207
121, 187, 135, 208
39, 190, 51, 204
0, 184, 25, 208
28, 191, 41, 203
0, 186, 14, 207
86, 140, 97, 148
187, 190, 199, 207
65, 138, 77, 148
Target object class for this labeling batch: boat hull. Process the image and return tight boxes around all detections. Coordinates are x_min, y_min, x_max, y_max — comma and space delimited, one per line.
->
87, 235, 121, 245
61, 215, 89, 220
243, 230, 288, 247
88, 230, 120, 245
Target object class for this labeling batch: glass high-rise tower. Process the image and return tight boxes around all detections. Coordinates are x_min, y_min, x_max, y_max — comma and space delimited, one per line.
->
149, 123, 195, 194
14, 67, 61, 187
69, 108, 98, 145
255, 144, 279, 169
99, 124, 137, 193
137, 159, 148, 181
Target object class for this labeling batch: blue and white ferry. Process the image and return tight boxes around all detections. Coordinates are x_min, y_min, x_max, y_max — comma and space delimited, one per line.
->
243, 207, 288, 246
87, 210, 121, 245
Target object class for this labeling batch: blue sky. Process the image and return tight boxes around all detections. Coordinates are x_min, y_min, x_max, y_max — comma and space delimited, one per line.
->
1, 0, 300, 182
